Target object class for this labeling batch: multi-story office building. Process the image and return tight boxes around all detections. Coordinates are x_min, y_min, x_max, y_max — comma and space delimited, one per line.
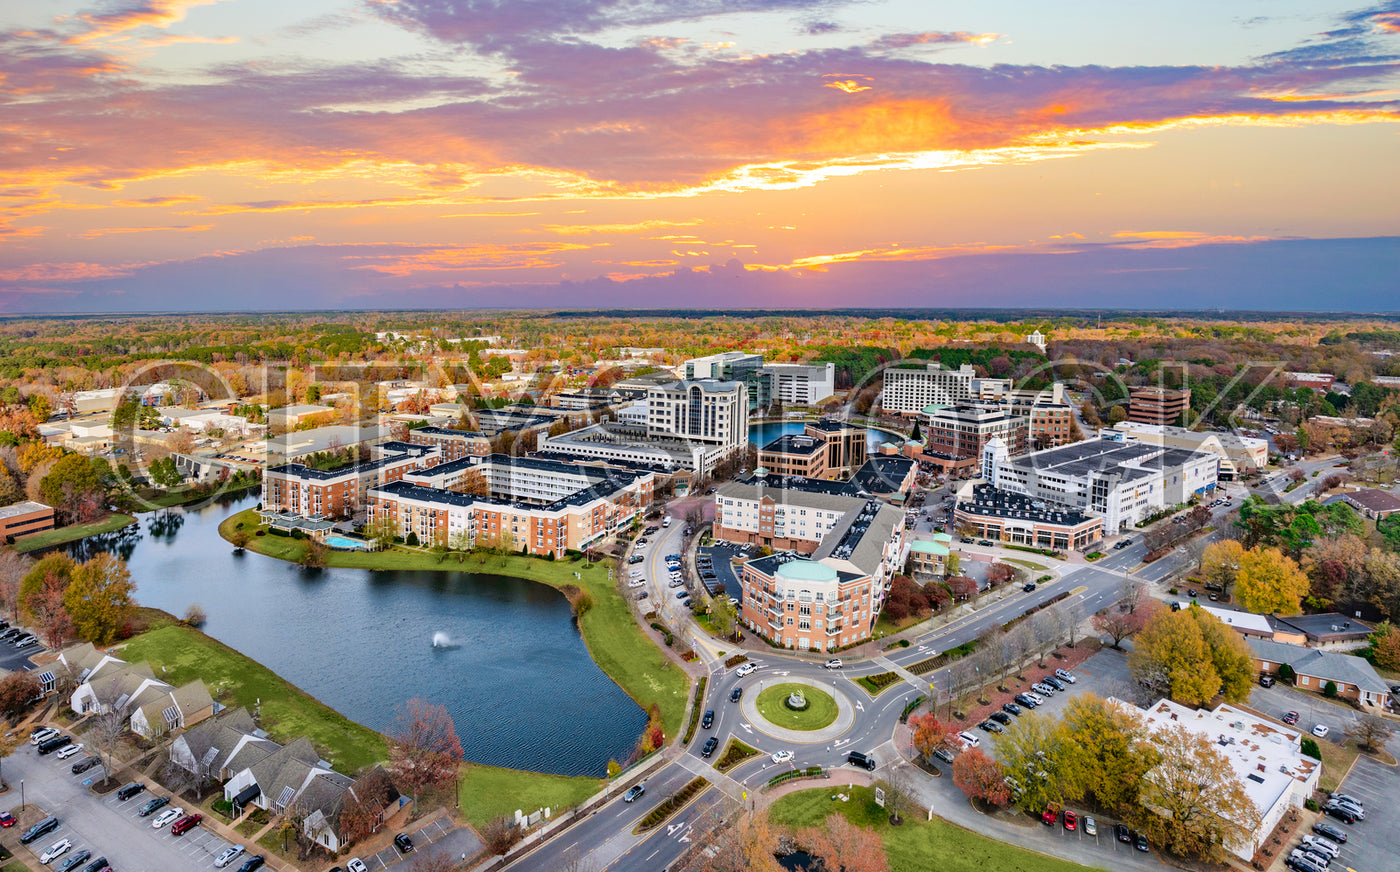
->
685, 351, 764, 381
756, 419, 868, 481
882, 363, 1011, 416
1109, 422, 1267, 479
953, 482, 1103, 551
983, 436, 1219, 533
1128, 387, 1191, 425
1028, 402, 1076, 448
645, 380, 749, 451
761, 363, 835, 406
924, 403, 1028, 459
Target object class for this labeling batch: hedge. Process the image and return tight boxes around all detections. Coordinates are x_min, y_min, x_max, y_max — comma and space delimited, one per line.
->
899, 694, 927, 724
681, 678, 708, 746
724, 653, 750, 669
765, 766, 824, 788
910, 640, 978, 676
716, 738, 760, 772
635, 777, 710, 833
857, 671, 900, 694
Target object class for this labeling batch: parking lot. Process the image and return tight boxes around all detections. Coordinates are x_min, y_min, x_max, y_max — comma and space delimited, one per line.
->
354, 816, 481, 870
1246, 682, 1355, 746
5, 734, 246, 872
1323, 755, 1395, 872
695, 544, 742, 604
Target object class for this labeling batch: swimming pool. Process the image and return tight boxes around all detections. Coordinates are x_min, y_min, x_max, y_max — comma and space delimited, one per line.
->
324, 535, 369, 550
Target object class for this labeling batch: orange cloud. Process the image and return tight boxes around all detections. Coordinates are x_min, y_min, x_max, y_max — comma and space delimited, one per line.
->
539, 219, 701, 235
1110, 230, 1275, 249
0, 261, 151, 282
824, 79, 872, 94
79, 224, 212, 238
341, 242, 597, 276
68, 0, 228, 44
1371, 12, 1400, 33
745, 242, 1020, 272
112, 194, 204, 207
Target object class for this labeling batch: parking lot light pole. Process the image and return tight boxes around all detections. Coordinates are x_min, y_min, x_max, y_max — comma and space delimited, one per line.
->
19, 778, 22, 813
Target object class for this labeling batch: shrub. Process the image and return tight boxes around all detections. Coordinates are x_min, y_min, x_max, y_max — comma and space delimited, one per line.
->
1301, 738, 1321, 760
715, 739, 760, 772
635, 778, 709, 832
681, 678, 708, 746
406, 532, 419, 547
1323, 680, 1338, 699
1304, 798, 1319, 811
723, 653, 750, 669
1279, 664, 1296, 684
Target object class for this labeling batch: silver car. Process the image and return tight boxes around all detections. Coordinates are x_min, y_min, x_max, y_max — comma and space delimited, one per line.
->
214, 845, 246, 868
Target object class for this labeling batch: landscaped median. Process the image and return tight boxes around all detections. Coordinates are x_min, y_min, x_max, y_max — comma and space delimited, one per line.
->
856, 671, 900, 696
220, 507, 690, 741
633, 777, 710, 834
13, 512, 135, 553
755, 683, 838, 731
714, 738, 760, 773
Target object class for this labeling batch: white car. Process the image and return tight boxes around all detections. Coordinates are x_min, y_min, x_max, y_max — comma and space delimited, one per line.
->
213, 845, 246, 868
30, 728, 59, 746
40, 839, 73, 864
771, 749, 794, 765
627, 579, 645, 588
1312, 724, 1329, 738
735, 663, 756, 677
152, 807, 184, 828
824, 659, 843, 670
347, 859, 369, 872
1054, 669, 1077, 684
55, 743, 84, 760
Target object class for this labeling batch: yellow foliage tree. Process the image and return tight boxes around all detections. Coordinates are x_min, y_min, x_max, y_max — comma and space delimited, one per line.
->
1235, 546, 1309, 616
63, 553, 136, 646
1200, 540, 1245, 595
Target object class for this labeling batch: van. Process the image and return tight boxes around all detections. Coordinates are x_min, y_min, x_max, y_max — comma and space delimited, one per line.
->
20, 816, 59, 844
846, 750, 876, 771
37, 734, 73, 755
958, 731, 980, 749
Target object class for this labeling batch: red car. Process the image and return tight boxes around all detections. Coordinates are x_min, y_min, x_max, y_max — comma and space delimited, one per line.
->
0, 811, 15, 828
1283, 711, 1300, 725
1064, 810, 1078, 831
1042, 803, 1060, 825
170, 814, 203, 836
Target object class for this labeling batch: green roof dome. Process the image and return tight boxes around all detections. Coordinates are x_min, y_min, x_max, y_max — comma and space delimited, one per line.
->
776, 560, 839, 583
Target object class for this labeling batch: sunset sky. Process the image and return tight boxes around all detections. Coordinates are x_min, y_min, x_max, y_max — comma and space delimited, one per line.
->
2, 0, 1397, 313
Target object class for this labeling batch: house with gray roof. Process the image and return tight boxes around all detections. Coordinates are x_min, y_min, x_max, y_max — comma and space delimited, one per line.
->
1248, 638, 1391, 708
130, 679, 216, 739
170, 707, 280, 783
223, 736, 356, 851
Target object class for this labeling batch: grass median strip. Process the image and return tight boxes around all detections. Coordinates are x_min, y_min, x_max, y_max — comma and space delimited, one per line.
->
856, 671, 900, 696
634, 777, 710, 834
715, 738, 759, 773
681, 678, 708, 746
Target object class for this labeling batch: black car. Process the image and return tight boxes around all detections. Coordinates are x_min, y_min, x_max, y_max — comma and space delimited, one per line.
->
394, 833, 414, 853
989, 711, 1012, 725
978, 539, 995, 547
116, 781, 146, 800
38, 734, 74, 755
730, 687, 743, 702
1114, 824, 1132, 843
1311, 821, 1347, 844
236, 856, 266, 872
81, 858, 109, 872
1134, 833, 1149, 852
20, 816, 60, 844
138, 796, 170, 816
701, 737, 719, 758
1023, 582, 1037, 592
56, 850, 92, 872
71, 756, 100, 774
1002, 702, 1022, 716
701, 710, 714, 729
1323, 804, 1359, 824
1043, 676, 1065, 691
1113, 538, 1133, 549
1013, 693, 1039, 708
978, 720, 1004, 734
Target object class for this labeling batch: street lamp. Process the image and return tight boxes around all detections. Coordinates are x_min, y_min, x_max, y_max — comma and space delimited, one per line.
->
19, 778, 23, 813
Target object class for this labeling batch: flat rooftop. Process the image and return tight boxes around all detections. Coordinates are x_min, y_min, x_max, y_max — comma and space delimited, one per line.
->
958, 483, 1096, 526
1006, 438, 1211, 482
759, 434, 826, 457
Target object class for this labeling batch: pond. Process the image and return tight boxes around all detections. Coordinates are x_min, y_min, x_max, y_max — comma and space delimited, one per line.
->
65, 494, 647, 777
748, 420, 905, 454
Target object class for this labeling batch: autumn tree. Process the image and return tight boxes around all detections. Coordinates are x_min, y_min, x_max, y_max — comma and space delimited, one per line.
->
1367, 620, 1400, 672
1234, 546, 1309, 615
986, 562, 1015, 587
479, 815, 522, 857
802, 813, 890, 872
1129, 605, 1251, 706
1133, 724, 1260, 861
1200, 540, 1245, 598
1059, 694, 1157, 816
909, 713, 956, 763
1344, 713, 1395, 753
91, 678, 133, 786
388, 698, 464, 813
0, 550, 28, 619
953, 748, 1011, 809
406, 855, 458, 872
0, 671, 42, 720
63, 552, 135, 645
678, 808, 784, 872
38, 452, 105, 523
992, 711, 1077, 813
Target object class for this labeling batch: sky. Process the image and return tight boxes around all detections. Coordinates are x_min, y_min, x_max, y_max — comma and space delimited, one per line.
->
0, 0, 1397, 313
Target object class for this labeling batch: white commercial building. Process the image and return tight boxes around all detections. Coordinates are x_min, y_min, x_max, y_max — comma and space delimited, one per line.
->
762, 362, 835, 406
882, 362, 1011, 416
986, 436, 1219, 532
1134, 698, 1319, 862
1110, 421, 1268, 479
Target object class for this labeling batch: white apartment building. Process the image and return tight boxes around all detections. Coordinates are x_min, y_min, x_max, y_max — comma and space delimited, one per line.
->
882, 363, 1011, 416
986, 436, 1219, 532
762, 362, 835, 406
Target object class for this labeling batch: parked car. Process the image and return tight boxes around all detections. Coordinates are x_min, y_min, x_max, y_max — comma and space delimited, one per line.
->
1114, 823, 1132, 843
152, 808, 184, 828
1300, 834, 1340, 860
137, 796, 170, 816
0, 812, 14, 828
1135, 832, 1150, 852
1259, 674, 1276, 687
1032, 682, 1056, 695
1312, 724, 1330, 738
80, 857, 109, 872
1043, 676, 1065, 691
214, 845, 247, 868
56, 850, 92, 872
117, 781, 146, 800
1013, 693, 1039, 709
37, 735, 74, 755
171, 813, 203, 835
55, 743, 84, 760
622, 783, 645, 803
237, 856, 267, 872
702, 709, 714, 729
1324, 798, 1364, 820
21, 817, 60, 845
824, 659, 843, 669
30, 727, 59, 745
1063, 810, 1077, 831
393, 833, 413, 853
1041, 804, 1059, 826
989, 711, 1012, 725
1054, 669, 1077, 683
1083, 816, 1097, 836
1330, 793, 1364, 811
1311, 821, 1348, 844
978, 720, 1004, 734
1002, 702, 1022, 717
701, 737, 718, 758
40, 838, 73, 864
1286, 855, 1327, 872
730, 686, 743, 702
1283, 711, 1299, 725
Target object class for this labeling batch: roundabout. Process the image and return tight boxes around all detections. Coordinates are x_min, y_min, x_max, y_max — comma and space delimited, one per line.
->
740, 674, 857, 743
755, 683, 838, 732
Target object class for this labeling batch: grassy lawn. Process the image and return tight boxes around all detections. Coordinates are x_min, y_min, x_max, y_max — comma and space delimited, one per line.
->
1314, 738, 1360, 793
755, 684, 838, 731
770, 786, 1100, 872
2, 861, 33, 872
12, 513, 135, 553
220, 509, 690, 741
874, 612, 930, 638
1001, 558, 1048, 571
457, 763, 602, 831
117, 623, 387, 773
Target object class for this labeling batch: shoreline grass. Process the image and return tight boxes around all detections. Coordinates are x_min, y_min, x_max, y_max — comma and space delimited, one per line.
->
12, 513, 136, 553
770, 786, 1104, 872
457, 763, 602, 831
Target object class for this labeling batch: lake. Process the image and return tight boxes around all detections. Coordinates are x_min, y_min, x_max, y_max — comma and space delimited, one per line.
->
748, 420, 905, 453
67, 494, 647, 777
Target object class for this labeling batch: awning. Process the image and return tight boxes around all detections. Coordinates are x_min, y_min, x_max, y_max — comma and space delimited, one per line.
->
233, 784, 260, 808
